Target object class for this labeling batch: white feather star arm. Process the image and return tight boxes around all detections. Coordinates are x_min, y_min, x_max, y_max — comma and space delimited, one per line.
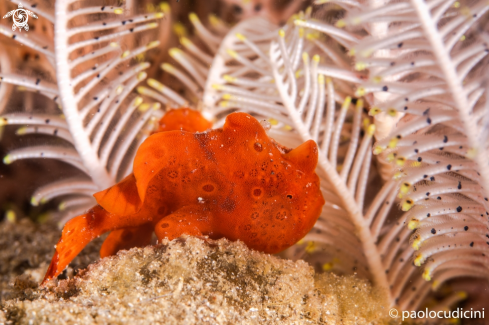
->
198, 8, 398, 301
268, 18, 400, 302
1, 1, 167, 222
200, 7, 396, 299
54, 1, 164, 188
203, 16, 280, 127
213, 2, 488, 308
138, 12, 229, 109
341, 0, 489, 309
139, 2, 489, 309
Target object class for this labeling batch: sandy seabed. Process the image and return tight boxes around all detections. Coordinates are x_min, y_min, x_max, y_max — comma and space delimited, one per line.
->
0, 219, 392, 324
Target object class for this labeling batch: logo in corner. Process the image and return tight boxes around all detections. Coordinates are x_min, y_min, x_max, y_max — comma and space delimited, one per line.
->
2, 3, 38, 32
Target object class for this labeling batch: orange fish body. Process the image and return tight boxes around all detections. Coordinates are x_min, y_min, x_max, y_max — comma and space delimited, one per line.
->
155, 107, 212, 133
42, 109, 325, 285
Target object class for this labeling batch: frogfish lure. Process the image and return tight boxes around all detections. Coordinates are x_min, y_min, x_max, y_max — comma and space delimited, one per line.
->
42, 108, 325, 285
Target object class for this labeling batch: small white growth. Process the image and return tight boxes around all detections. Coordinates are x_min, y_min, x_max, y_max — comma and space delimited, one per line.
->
260, 119, 271, 131
198, 197, 204, 203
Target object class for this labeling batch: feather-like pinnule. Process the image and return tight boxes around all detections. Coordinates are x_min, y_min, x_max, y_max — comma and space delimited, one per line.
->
199, 0, 489, 309
1, 1, 168, 223
341, 0, 489, 309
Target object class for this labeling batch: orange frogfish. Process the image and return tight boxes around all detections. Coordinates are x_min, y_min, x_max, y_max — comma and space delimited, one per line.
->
42, 108, 324, 285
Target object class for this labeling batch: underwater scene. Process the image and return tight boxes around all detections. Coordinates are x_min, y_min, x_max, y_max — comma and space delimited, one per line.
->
1, 0, 489, 324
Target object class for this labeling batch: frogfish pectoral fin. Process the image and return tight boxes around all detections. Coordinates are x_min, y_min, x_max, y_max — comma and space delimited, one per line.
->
43, 250, 60, 285
41, 206, 111, 286
154, 206, 212, 242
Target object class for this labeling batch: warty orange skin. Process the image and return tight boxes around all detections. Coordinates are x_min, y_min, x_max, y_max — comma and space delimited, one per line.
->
42, 110, 324, 285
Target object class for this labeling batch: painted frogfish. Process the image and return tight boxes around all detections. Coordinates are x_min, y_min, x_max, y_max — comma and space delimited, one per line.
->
42, 108, 325, 285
